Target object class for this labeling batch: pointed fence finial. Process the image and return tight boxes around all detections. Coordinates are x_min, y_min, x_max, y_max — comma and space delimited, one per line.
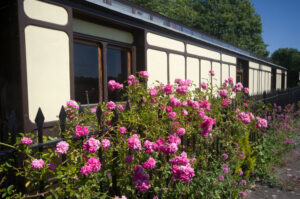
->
59, 106, 67, 135
35, 108, 45, 145
96, 105, 102, 125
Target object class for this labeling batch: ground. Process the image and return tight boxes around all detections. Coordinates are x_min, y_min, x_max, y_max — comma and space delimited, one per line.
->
248, 135, 300, 199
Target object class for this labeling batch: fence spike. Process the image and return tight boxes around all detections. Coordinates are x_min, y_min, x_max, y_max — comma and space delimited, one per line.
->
112, 108, 119, 124
96, 105, 102, 125
35, 108, 45, 145
78, 105, 83, 114
125, 100, 131, 111
8, 111, 17, 144
59, 106, 67, 137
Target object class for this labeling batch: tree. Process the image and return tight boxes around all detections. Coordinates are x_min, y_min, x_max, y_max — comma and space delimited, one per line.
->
271, 48, 300, 87
131, 0, 269, 57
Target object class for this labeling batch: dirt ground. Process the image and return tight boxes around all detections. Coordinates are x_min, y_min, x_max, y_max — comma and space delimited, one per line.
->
248, 135, 300, 199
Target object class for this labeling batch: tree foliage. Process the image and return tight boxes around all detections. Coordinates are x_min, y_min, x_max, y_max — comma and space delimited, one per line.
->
131, 0, 269, 57
271, 48, 300, 87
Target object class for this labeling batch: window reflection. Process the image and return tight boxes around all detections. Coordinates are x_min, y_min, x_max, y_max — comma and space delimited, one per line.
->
74, 43, 99, 104
107, 47, 128, 101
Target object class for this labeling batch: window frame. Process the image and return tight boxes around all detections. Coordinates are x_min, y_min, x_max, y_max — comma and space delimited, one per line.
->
73, 32, 136, 104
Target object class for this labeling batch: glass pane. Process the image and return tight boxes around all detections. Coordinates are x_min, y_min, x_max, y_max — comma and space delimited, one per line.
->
107, 47, 128, 101
74, 43, 99, 104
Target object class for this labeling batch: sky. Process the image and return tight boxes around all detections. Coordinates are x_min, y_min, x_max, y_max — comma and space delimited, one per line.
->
251, 0, 300, 57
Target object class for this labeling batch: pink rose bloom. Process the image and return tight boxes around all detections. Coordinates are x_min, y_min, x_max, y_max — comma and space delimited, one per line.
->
83, 138, 100, 153
125, 155, 134, 163
244, 103, 248, 108
209, 70, 215, 76
241, 180, 247, 185
142, 157, 156, 170
91, 107, 97, 113
75, 125, 89, 138
31, 159, 44, 171
221, 98, 232, 107
168, 112, 177, 121
118, 105, 124, 111
162, 84, 173, 95
237, 112, 251, 124
238, 169, 243, 176
66, 100, 79, 110
168, 135, 181, 145
115, 196, 127, 199
80, 165, 92, 175
87, 157, 101, 172
244, 87, 249, 94
107, 101, 116, 110
108, 80, 123, 91
21, 137, 33, 146
56, 141, 69, 154
201, 116, 216, 137
176, 85, 188, 95
233, 82, 243, 93
228, 77, 233, 84
169, 151, 190, 166
144, 140, 158, 154
181, 109, 188, 116
150, 98, 156, 103
139, 71, 149, 78
168, 143, 178, 154
223, 167, 229, 174
255, 117, 268, 128
221, 153, 228, 160
219, 89, 228, 98
182, 101, 188, 107
201, 82, 207, 90
149, 88, 158, 97
218, 175, 224, 182
170, 96, 181, 107
166, 106, 172, 112
128, 134, 142, 151
128, 75, 136, 81
177, 128, 186, 136
102, 139, 110, 149
119, 126, 127, 134
171, 164, 195, 182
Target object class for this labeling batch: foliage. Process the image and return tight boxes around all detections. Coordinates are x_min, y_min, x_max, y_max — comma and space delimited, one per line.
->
271, 48, 300, 87
0, 72, 299, 199
131, 0, 269, 57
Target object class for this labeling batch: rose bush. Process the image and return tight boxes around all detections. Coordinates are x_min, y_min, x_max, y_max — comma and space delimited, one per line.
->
0, 71, 299, 199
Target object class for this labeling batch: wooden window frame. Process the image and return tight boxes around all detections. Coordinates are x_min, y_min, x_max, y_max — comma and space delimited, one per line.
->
73, 33, 136, 104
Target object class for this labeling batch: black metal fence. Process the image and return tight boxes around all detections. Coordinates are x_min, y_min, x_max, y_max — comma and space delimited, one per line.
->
252, 86, 300, 108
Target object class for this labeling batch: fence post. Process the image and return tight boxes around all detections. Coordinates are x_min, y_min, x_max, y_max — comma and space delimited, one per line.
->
59, 106, 67, 162
34, 108, 45, 198
111, 108, 120, 196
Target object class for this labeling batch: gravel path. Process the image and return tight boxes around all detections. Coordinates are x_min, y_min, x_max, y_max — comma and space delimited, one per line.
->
248, 135, 300, 199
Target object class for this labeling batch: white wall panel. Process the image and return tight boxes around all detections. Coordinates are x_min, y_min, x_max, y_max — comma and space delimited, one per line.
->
276, 74, 282, 90
147, 49, 168, 85
187, 44, 220, 60
73, 19, 133, 44
249, 69, 254, 95
147, 32, 184, 52
187, 57, 199, 87
230, 65, 236, 84
201, 60, 211, 83
221, 54, 236, 64
24, 0, 68, 26
25, 25, 70, 122
249, 61, 259, 69
285, 72, 287, 89
221, 64, 229, 83
253, 70, 258, 95
169, 53, 185, 83
212, 62, 221, 88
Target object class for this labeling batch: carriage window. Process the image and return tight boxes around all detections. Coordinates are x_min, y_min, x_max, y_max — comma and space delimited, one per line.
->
107, 47, 130, 101
74, 43, 99, 104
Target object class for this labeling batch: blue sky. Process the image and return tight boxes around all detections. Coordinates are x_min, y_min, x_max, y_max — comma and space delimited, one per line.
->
251, 0, 300, 56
